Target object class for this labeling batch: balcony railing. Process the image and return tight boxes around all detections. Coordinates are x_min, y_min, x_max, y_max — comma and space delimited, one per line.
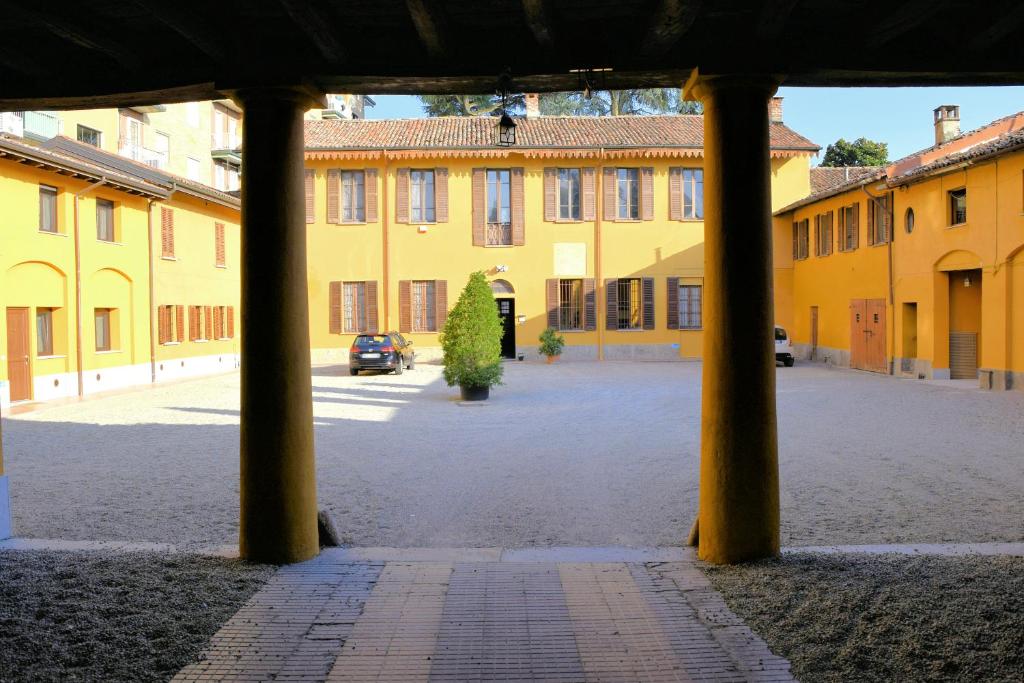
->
23, 111, 59, 140
0, 111, 25, 136
486, 222, 512, 246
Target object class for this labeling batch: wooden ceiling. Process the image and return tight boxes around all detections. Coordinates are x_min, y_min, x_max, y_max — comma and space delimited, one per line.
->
2, 0, 1023, 110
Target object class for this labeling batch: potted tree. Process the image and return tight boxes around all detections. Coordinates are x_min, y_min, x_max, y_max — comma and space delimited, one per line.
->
538, 327, 565, 364
440, 271, 504, 401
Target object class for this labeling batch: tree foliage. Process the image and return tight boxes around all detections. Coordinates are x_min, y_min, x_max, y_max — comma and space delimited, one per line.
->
821, 137, 889, 167
419, 90, 701, 117
439, 272, 504, 389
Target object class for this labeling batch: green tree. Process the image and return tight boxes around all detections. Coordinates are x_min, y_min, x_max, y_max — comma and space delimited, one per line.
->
419, 89, 700, 117
419, 94, 525, 117
439, 272, 504, 390
821, 137, 889, 166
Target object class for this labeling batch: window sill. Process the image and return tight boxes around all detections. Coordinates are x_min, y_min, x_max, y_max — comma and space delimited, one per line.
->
36, 354, 67, 360
194, 339, 209, 343
678, 327, 702, 332
95, 349, 122, 355
38, 230, 67, 237
217, 337, 232, 341
215, 264, 227, 269
612, 328, 647, 332
484, 244, 516, 248
677, 218, 704, 223
947, 222, 968, 229
339, 221, 368, 226
97, 240, 123, 246
558, 329, 588, 333
553, 219, 584, 224
162, 341, 181, 346
161, 256, 177, 261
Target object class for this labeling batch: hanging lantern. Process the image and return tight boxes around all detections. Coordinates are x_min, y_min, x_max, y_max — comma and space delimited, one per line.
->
495, 111, 516, 146
963, 274, 972, 288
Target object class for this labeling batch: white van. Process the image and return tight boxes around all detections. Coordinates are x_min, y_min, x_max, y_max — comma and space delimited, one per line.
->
775, 326, 795, 367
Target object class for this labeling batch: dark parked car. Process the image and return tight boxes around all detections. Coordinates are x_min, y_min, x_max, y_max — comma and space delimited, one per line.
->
348, 332, 415, 375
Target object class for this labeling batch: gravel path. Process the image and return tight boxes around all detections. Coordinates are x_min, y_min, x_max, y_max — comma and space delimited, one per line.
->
3, 361, 1023, 548
0, 550, 273, 682
705, 553, 1024, 682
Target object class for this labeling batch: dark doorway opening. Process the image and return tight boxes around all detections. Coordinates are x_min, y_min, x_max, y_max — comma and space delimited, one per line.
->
496, 298, 516, 359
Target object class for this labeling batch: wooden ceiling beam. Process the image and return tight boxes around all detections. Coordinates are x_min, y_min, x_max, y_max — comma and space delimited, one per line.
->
968, 1, 1024, 51
522, 0, 556, 49
131, 0, 228, 62
641, 0, 702, 60
406, 0, 450, 61
9, 4, 138, 69
863, 0, 943, 49
755, 0, 799, 41
278, 0, 347, 65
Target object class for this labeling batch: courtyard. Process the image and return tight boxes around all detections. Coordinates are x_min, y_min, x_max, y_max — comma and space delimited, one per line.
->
4, 360, 1023, 550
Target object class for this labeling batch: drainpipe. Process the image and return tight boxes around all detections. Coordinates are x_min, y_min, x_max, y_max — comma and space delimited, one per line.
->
147, 199, 157, 383
381, 152, 390, 331
73, 177, 108, 396
861, 185, 895, 374
596, 149, 605, 360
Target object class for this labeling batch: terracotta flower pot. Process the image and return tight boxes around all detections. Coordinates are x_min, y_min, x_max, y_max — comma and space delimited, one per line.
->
545, 354, 559, 364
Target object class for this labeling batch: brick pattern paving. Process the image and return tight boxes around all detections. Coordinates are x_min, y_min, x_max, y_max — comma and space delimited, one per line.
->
175, 550, 793, 682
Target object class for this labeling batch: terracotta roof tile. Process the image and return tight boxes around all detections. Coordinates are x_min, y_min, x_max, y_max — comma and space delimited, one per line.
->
809, 166, 885, 194
889, 127, 1024, 182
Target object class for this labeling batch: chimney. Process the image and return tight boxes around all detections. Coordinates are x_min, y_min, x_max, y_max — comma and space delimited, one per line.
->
525, 93, 540, 118
769, 97, 783, 123
934, 105, 960, 145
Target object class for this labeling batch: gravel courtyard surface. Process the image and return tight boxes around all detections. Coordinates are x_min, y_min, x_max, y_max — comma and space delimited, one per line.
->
4, 361, 1024, 548
0, 550, 273, 682
705, 553, 1024, 682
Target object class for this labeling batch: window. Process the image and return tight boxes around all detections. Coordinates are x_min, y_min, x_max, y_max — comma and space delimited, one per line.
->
678, 285, 702, 330
905, 207, 915, 234
158, 305, 183, 344
96, 199, 115, 242
39, 184, 58, 233
77, 125, 101, 147
839, 203, 858, 251
682, 168, 704, 219
120, 114, 143, 160
814, 211, 833, 257
343, 282, 367, 333
617, 278, 642, 329
558, 279, 583, 330
95, 308, 112, 351
869, 193, 891, 245
949, 188, 967, 225
186, 102, 201, 128
213, 306, 226, 339
558, 169, 581, 221
36, 308, 54, 356
151, 131, 169, 169
617, 168, 640, 220
186, 157, 201, 181
213, 160, 240, 192
341, 170, 366, 222
214, 222, 225, 267
792, 219, 809, 260
486, 169, 512, 245
412, 280, 437, 332
410, 170, 435, 223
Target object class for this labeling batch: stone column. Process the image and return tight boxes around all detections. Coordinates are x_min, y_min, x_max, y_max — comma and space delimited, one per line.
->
0, 408, 10, 540
686, 73, 781, 564
235, 87, 320, 564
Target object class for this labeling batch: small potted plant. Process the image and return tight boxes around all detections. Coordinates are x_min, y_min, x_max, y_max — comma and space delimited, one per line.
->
440, 271, 504, 401
539, 327, 565, 364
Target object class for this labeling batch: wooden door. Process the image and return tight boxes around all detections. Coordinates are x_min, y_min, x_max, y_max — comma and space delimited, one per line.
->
6, 307, 31, 401
865, 299, 887, 373
949, 332, 978, 379
810, 306, 819, 360
849, 299, 866, 370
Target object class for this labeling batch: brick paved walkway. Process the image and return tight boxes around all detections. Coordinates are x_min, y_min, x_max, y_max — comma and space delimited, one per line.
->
175, 548, 792, 682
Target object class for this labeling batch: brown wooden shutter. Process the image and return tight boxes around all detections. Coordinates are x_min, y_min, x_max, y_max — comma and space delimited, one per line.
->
227, 306, 235, 338
543, 168, 557, 221
158, 306, 169, 344
827, 210, 834, 255
161, 207, 174, 257
583, 278, 596, 331
214, 306, 223, 338
792, 222, 799, 259
669, 168, 683, 221
667, 277, 680, 329
365, 280, 379, 334
329, 281, 342, 333
204, 306, 213, 339
398, 280, 412, 333
641, 167, 655, 221
304, 169, 315, 224
837, 207, 846, 252
396, 168, 410, 223
813, 214, 820, 256
605, 278, 618, 330
472, 168, 486, 246
435, 168, 449, 223
327, 169, 340, 224
603, 167, 616, 221
582, 168, 596, 221
546, 278, 559, 328
365, 169, 378, 223
435, 280, 448, 331
867, 198, 875, 245
852, 202, 860, 248
188, 306, 197, 341
642, 277, 655, 329
175, 305, 184, 342
215, 222, 225, 266
511, 167, 525, 245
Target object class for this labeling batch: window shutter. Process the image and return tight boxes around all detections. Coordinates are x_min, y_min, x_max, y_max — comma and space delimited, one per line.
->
327, 169, 340, 224
227, 306, 235, 338
161, 207, 174, 257
188, 306, 197, 341
837, 208, 846, 252
543, 168, 557, 221
435, 168, 449, 223
603, 167, 616, 221
158, 306, 169, 344
204, 306, 213, 339
365, 281, 379, 334
827, 210, 834, 255
174, 305, 184, 342
511, 167, 525, 245
667, 277, 680, 329
605, 278, 618, 330
398, 280, 412, 333
472, 168, 486, 246
546, 278, 559, 328
329, 281, 342, 334
813, 215, 820, 256
641, 167, 655, 221
304, 169, 315, 224
669, 168, 683, 221
582, 167, 596, 221
396, 168, 410, 223
642, 277, 655, 329
792, 222, 798, 260
867, 198, 875, 245
583, 278, 596, 331
435, 280, 448, 331
215, 222, 225, 266
214, 306, 223, 338
365, 168, 378, 223
852, 202, 860, 248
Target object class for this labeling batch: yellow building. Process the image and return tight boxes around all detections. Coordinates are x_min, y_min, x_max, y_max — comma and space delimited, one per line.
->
0, 133, 240, 408
302, 105, 816, 362
774, 106, 1024, 390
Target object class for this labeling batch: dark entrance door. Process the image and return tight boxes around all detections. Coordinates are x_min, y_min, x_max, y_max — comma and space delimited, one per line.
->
496, 298, 515, 359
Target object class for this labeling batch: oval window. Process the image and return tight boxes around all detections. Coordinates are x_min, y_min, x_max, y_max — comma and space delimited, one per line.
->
905, 207, 915, 233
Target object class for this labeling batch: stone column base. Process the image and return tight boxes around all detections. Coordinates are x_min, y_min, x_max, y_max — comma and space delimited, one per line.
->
0, 475, 11, 540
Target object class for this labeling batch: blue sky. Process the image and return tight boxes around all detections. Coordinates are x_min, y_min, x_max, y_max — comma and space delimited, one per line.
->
368, 87, 1024, 165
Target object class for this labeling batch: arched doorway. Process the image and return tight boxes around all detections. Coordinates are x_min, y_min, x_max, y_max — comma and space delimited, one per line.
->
490, 279, 516, 359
